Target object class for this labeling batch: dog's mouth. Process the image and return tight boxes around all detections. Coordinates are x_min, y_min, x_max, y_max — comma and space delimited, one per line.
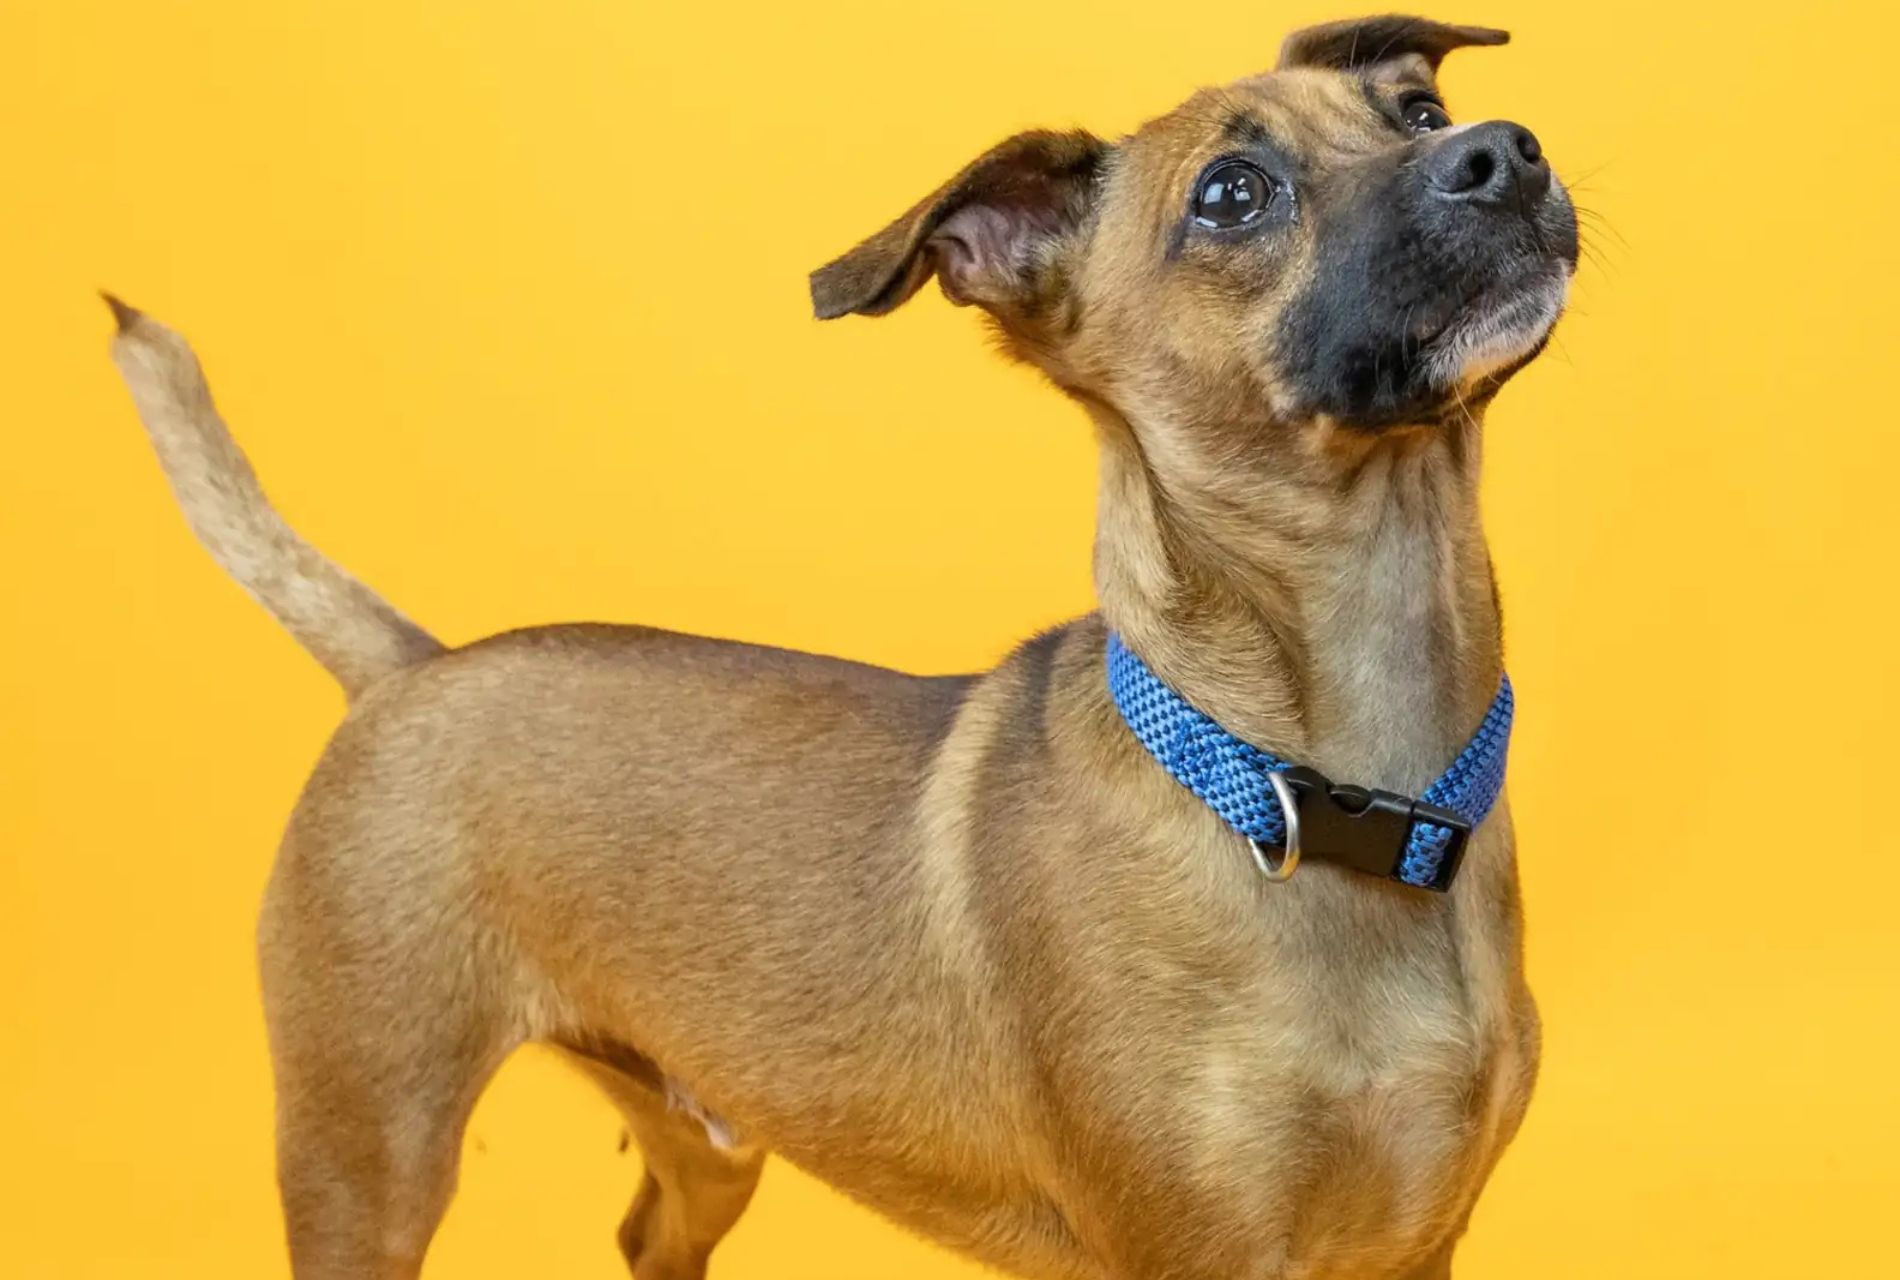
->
1415, 260, 1571, 393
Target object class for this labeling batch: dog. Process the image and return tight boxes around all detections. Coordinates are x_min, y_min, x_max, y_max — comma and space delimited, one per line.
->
105, 14, 1577, 1280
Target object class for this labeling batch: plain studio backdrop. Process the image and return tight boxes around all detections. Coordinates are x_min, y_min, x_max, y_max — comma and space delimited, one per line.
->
3, 1, 1895, 1275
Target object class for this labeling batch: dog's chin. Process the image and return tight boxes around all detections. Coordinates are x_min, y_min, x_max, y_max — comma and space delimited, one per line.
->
1277, 258, 1572, 433
1419, 265, 1570, 395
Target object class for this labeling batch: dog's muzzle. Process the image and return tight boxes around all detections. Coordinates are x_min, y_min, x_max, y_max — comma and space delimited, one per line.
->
1271, 119, 1578, 428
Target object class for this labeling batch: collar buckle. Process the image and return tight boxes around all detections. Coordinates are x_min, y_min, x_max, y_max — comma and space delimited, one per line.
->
1267, 765, 1472, 893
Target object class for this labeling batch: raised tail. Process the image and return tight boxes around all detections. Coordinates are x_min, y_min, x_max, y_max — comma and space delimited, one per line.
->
104, 295, 443, 698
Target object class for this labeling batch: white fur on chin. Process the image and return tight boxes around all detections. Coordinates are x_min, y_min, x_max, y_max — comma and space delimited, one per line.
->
1426, 271, 1570, 388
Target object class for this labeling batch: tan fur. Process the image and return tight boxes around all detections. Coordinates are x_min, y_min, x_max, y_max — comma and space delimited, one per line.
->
105, 295, 441, 696
107, 21, 1559, 1280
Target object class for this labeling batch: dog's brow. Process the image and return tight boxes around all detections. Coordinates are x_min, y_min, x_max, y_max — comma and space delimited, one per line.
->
1221, 109, 1277, 149
1355, 76, 1409, 129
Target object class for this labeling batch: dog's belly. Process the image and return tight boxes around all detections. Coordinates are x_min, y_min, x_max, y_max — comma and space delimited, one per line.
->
705, 937, 1536, 1280
555, 867, 1535, 1280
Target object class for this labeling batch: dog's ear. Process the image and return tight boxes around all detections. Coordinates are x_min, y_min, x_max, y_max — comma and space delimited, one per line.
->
810, 129, 1107, 321
1277, 15, 1508, 80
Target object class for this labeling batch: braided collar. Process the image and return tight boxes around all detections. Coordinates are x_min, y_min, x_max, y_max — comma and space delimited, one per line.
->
1105, 632, 1512, 892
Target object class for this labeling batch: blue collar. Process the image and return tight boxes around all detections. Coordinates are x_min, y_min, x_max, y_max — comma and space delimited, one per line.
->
1105, 633, 1513, 892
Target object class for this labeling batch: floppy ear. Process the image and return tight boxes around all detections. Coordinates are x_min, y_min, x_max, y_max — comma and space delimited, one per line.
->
810, 129, 1107, 320
1277, 15, 1508, 75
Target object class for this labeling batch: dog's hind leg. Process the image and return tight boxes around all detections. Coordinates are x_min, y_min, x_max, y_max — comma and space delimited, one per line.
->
257, 839, 523, 1280
565, 1048, 765, 1280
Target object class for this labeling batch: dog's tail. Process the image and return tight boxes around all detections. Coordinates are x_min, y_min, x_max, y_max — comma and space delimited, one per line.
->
103, 295, 443, 698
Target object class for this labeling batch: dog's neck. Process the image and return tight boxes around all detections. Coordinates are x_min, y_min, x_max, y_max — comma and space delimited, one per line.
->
1092, 407, 1503, 796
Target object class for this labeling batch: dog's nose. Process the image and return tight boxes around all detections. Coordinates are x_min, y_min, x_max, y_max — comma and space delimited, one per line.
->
1424, 122, 1550, 207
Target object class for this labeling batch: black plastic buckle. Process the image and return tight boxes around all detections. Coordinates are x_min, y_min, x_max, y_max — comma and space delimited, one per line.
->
1277, 766, 1471, 892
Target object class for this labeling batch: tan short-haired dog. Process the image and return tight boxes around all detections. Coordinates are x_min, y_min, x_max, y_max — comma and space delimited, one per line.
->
107, 14, 1577, 1280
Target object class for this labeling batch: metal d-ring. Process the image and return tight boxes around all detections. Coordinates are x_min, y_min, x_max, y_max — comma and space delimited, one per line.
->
1248, 770, 1302, 882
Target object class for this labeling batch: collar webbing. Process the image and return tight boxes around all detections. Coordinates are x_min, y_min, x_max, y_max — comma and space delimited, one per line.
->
1105, 632, 1513, 892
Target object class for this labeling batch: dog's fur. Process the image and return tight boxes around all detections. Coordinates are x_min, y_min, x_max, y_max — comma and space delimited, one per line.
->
107, 16, 1578, 1280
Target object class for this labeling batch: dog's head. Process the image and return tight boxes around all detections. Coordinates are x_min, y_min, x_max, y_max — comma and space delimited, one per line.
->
812, 15, 1576, 440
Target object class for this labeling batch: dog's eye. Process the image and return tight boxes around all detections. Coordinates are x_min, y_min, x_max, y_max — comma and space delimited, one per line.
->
1403, 98, 1452, 134
1193, 161, 1273, 229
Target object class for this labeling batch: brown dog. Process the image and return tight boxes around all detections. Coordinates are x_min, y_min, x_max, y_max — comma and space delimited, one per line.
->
106, 14, 1576, 1280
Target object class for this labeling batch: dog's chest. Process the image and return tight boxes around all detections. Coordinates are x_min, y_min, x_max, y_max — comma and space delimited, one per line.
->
1233, 984, 1503, 1255
1103, 905, 1529, 1279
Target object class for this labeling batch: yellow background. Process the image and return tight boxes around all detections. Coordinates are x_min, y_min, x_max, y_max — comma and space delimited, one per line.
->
3, 1, 1896, 1275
